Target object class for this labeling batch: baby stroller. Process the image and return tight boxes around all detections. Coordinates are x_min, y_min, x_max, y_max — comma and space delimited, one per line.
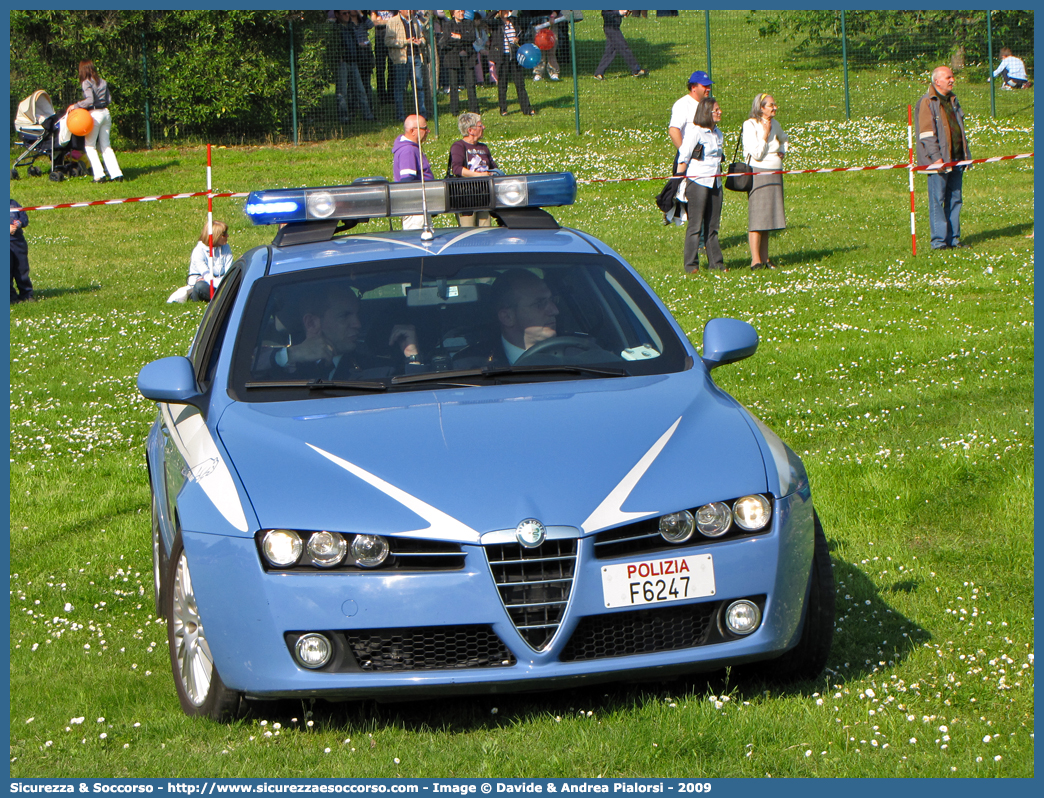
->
11, 89, 89, 181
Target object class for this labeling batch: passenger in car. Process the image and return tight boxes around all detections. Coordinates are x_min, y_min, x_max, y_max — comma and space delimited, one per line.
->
259, 285, 420, 379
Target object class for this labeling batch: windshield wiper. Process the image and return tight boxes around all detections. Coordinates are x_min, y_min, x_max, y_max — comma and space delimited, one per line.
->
244, 378, 388, 392
390, 364, 627, 385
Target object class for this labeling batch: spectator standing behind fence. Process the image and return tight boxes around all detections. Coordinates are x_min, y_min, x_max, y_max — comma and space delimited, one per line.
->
915, 66, 971, 251
392, 115, 434, 230
347, 11, 377, 117
993, 47, 1030, 89
594, 11, 647, 80
676, 98, 724, 274
439, 10, 479, 116
333, 11, 374, 124
742, 93, 788, 269
10, 198, 33, 304
371, 11, 395, 105
386, 10, 429, 122
531, 11, 563, 82
473, 15, 494, 86
448, 112, 500, 228
66, 59, 123, 184
489, 10, 535, 116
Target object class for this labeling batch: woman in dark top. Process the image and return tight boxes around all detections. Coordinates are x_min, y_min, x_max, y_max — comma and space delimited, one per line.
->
439, 10, 479, 116
488, 10, 534, 116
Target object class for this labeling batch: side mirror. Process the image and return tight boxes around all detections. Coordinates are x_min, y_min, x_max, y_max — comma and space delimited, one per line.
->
138, 356, 201, 403
701, 318, 758, 370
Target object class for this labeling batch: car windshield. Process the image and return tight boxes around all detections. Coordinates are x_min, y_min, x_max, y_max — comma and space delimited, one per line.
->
229, 252, 690, 402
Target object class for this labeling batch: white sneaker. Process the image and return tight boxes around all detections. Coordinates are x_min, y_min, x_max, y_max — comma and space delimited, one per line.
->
167, 285, 193, 303
1001, 84, 1013, 90
533, 74, 542, 81
549, 74, 560, 81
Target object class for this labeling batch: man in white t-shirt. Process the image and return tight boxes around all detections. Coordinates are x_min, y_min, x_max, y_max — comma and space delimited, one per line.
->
669, 71, 713, 154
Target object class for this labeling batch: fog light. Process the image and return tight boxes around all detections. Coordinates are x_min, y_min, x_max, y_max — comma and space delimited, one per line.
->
307, 530, 347, 567
724, 600, 761, 635
696, 502, 732, 537
659, 511, 695, 543
350, 534, 390, 568
733, 494, 771, 531
261, 529, 303, 567
294, 633, 333, 669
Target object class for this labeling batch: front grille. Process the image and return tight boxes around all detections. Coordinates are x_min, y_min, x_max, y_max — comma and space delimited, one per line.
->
486, 539, 577, 651
344, 625, 514, 671
559, 602, 716, 662
447, 177, 493, 211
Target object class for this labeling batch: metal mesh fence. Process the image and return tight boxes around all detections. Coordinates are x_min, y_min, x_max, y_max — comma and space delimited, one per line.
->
9, 10, 1033, 148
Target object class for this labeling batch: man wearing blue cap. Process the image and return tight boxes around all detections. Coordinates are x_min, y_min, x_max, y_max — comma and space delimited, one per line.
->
669, 70, 713, 154
663, 71, 714, 233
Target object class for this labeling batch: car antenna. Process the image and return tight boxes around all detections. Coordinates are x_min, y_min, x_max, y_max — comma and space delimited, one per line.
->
407, 15, 434, 242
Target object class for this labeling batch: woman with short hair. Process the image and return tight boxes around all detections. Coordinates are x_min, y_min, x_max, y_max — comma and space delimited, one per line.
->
742, 93, 788, 269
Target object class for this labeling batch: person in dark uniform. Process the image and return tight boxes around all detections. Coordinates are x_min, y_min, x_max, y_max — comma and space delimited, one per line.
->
10, 198, 34, 303
593, 10, 646, 79
265, 285, 419, 379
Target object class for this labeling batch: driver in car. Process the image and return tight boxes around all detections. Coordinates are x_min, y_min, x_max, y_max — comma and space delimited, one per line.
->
453, 269, 583, 368
260, 285, 420, 380
494, 269, 560, 364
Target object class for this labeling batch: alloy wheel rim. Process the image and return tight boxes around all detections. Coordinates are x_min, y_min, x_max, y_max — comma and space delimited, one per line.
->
171, 552, 214, 706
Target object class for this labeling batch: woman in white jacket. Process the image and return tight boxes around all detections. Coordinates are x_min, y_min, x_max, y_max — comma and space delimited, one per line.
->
187, 220, 233, 302
676, 97, 724, 273
742, 93, 788, 269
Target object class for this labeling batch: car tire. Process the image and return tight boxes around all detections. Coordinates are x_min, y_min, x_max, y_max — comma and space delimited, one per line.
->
166, 533, 244, 721
765, 510, 835, 682
151, 492, 169, 618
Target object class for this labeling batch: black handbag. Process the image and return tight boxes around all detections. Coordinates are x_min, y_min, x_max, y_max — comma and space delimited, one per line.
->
723, 133, 753, 193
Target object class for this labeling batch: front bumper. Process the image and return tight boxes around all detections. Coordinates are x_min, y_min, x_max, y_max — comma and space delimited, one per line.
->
181, 489, 815, 699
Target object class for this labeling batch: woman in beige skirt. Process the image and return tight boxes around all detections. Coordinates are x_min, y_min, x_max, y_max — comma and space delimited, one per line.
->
742, 93, 788, 268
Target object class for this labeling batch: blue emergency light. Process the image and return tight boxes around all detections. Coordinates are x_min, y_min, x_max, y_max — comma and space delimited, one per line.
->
244, 172, 577, 226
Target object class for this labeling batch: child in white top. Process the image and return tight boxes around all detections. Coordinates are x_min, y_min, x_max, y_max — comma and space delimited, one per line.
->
993, 48, 1029, 89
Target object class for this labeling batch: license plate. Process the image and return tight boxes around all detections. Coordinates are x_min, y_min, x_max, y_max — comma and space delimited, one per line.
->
601, 554, 715, 609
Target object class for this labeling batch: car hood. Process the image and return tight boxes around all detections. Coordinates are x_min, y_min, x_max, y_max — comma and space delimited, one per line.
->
216, 373, 769, 541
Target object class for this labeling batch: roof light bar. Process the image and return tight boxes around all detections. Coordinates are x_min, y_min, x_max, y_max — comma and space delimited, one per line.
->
244, 172, 576, 226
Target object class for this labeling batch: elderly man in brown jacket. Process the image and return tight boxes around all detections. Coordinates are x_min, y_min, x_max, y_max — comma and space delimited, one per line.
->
915, 66, 971, 251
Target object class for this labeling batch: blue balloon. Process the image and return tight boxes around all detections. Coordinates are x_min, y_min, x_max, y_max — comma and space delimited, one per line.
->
516, 43, 541, 69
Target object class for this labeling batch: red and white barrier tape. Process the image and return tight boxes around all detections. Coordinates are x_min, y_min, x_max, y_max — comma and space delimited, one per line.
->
20, 190, 248, 212
17, 153, 1032, 211
577, 152, 1033, 184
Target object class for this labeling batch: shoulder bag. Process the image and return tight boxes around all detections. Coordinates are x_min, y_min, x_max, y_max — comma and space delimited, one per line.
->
723, 132, 753, 193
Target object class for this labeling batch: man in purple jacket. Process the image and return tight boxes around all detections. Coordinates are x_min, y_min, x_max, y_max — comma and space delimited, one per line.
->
391, 114, 434, 230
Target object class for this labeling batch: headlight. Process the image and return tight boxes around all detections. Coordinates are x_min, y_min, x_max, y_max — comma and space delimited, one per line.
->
659, 511, 695, 543
695, 502, 732, 537
733, 494, 772, 531
261, 529, 303, 567
307, 530, 347, 567
350, 534, 390, 568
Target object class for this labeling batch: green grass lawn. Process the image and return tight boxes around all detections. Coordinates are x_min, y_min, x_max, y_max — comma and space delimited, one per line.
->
8, 12, 1034, 779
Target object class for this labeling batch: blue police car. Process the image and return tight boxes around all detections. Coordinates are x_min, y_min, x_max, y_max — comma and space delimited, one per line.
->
138, 172, 834, 720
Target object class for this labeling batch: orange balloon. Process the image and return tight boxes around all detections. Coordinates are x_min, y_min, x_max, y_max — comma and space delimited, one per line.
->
66, 108, 94, 137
